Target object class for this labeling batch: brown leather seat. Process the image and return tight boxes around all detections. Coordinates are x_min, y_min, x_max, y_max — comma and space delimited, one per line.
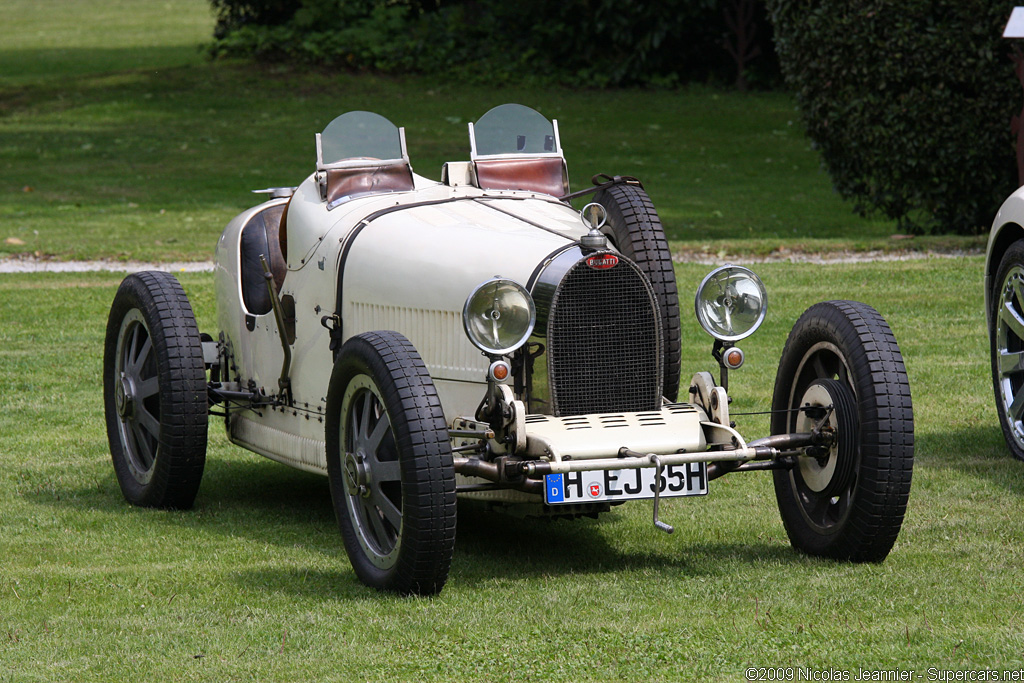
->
474, 157, 568, 197
326, 162, 415, 206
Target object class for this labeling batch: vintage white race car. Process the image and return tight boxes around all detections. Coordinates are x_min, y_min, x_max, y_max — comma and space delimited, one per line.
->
104, 104, 915, 595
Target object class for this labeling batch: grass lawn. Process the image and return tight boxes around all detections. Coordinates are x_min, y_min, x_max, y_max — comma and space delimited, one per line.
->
1, 1, 1018, 680
1, 259, 1018, 681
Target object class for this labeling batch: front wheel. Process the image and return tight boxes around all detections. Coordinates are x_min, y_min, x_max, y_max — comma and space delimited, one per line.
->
771, 300, 913, 562
325, 331, 456, 595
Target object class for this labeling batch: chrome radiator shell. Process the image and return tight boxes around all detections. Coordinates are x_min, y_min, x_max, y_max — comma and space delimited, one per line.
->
530, 248, 663, 417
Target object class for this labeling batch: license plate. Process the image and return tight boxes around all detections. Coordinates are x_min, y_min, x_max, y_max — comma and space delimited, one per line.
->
544, 462, 708, 505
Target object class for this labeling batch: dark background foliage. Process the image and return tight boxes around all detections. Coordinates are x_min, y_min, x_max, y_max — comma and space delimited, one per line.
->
209, 0, 300, 38
767, 0, 1020, 235
208, 0, 780, 89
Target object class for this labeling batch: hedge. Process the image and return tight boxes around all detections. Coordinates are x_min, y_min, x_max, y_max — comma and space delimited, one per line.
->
767, 0, 1020, 234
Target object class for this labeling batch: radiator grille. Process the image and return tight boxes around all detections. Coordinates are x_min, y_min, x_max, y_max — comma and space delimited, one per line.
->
547, 254, 662, 416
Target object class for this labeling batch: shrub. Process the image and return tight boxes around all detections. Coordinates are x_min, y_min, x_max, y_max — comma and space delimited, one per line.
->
767, 0, 1020, 235
209, 0, 300, 39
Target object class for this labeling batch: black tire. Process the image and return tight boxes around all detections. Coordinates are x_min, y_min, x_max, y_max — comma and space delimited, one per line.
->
990, 240, 1024, 461
104, 271, 208, 509
770, 301, 913, 562
325, 331, 456, 596
594, 183, 681, 401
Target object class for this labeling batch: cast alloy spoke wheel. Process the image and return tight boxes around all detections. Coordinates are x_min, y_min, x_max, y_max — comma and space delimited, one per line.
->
104, 271, 208, 509
326, 331, 456, 596
594, 183, 681, 401
991, 241, 1024, 460
114, 309, 162, 483
339, 375, 404, 567
771, 300, 914, 562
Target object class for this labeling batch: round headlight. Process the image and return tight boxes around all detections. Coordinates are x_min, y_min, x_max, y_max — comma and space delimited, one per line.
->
694, 265, 767, 342
463, 278, 537, 356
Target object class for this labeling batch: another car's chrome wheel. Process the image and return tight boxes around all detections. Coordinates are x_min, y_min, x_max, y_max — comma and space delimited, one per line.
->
991, 242, 1024, 460
326, 331, 456, 596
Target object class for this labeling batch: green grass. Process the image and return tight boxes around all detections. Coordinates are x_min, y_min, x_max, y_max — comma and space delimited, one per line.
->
0, 0, 985, 264
2, 259, 1020, 681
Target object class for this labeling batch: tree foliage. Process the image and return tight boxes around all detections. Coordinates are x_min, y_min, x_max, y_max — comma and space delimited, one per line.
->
209, 0, 299, 38
207, 0, 779, 88
767, 0, 1019, 234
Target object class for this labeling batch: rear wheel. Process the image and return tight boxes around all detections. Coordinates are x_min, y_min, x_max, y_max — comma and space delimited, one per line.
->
594, 183, 681, 401
104, 272, 208, 509
771, 301, 913, 562
326, 331, 456, 595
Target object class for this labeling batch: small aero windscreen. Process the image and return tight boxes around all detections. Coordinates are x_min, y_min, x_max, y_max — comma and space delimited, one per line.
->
319, 111, 404, 165
472, 104, 558, 157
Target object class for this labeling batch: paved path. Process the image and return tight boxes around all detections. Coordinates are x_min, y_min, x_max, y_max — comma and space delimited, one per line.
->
670, 248, 982, 265
0, 259, 216, 273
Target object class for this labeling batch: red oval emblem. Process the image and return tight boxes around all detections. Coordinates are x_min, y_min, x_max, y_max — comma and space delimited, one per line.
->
586, 254, 619, 270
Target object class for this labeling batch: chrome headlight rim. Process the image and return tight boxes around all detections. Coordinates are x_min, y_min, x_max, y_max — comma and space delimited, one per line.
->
462, 277, 537, 356
694, 264, 767, 342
